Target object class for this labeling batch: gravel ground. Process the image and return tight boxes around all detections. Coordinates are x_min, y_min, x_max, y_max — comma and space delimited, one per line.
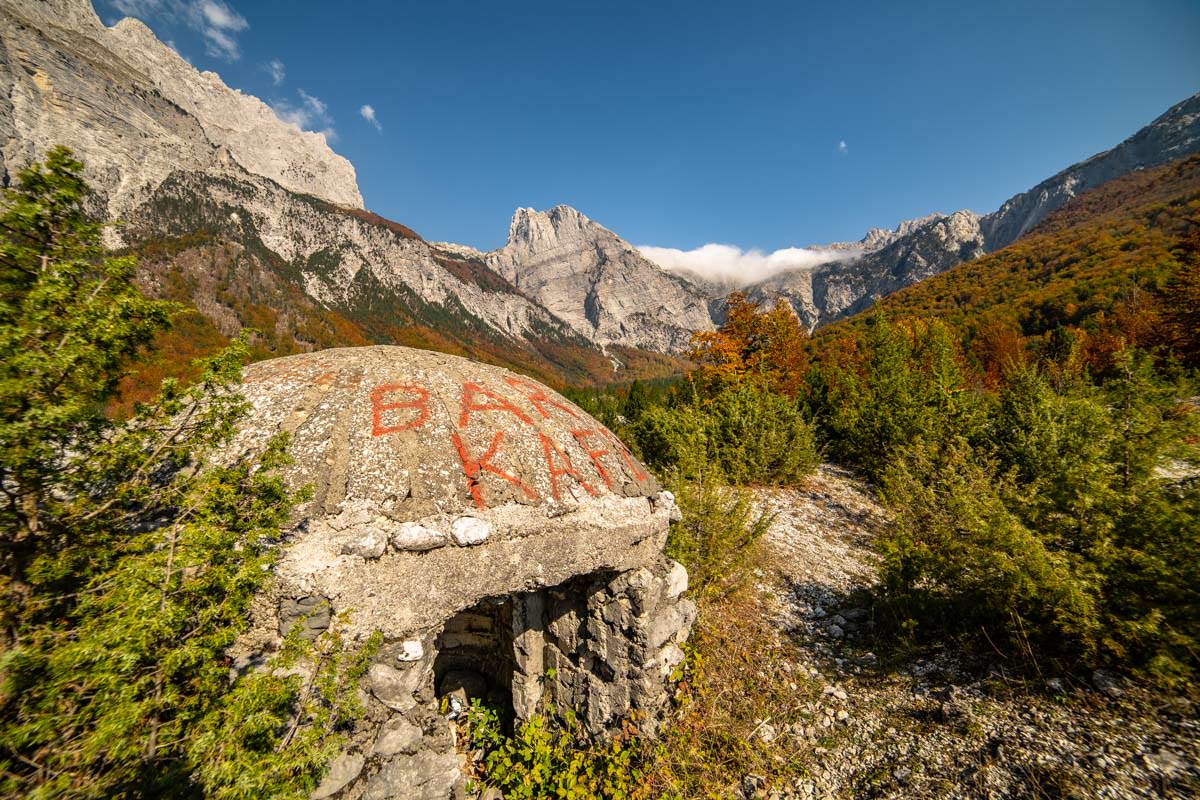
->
749, 465, 1200, 800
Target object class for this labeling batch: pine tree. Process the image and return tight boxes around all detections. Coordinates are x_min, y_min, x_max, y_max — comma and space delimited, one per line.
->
0, 149, 369, 798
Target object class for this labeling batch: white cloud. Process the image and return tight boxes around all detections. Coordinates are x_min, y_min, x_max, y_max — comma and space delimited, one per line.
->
359, 104, 382, 131
265, 58, 285, 86
111, 1, 248, 61
838, 140, 848, 155
187, 0, 247, 60
112, 0, 168, 16
637, 243, 858, 286
271, 89, 337, 141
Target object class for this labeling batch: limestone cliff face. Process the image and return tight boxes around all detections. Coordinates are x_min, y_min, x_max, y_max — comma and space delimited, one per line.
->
487, 205, 716, 352
740, 211, 983, 329
0, 0, 362, 215
981, 92, 1200, 251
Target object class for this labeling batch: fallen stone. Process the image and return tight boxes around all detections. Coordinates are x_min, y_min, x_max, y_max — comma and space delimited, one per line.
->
1092, 669, 1125, 698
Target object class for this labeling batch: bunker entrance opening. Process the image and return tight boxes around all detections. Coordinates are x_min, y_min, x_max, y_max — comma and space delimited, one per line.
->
434, 596, 517, 721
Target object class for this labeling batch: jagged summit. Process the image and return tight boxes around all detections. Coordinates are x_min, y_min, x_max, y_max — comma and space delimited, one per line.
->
486, 205, 715, 352
0, 0, 363, 213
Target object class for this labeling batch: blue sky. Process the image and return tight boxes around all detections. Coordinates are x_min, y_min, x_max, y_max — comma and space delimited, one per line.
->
98, 0, 1200, 262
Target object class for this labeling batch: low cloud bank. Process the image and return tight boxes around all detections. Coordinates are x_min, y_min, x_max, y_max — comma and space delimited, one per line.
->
637, 243, 859, 286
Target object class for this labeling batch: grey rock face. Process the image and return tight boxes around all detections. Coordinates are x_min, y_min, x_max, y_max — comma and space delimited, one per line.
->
981, 92, 1200, 250
0, 0, 362, 216
1, 0, 593, 367
486, 205, 716, 352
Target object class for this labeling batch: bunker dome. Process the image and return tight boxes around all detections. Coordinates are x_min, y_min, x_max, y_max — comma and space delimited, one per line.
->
227, 346, 695, 800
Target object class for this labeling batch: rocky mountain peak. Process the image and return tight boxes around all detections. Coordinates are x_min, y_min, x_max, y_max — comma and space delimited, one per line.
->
486, 204, 714, 351
0, 0, 363, 214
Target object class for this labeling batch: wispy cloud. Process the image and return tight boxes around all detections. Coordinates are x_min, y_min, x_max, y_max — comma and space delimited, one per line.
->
838, 140, 848, 155
271, 89, 337, 141
638, 243, 858, 286
187, 0, 247, 59
265, 58, 285, 86
110, 0, 248, 61
359, 104, 382, 131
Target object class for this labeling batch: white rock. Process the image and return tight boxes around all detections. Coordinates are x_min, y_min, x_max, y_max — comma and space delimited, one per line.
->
487, 205, 716, 352
390, 522, 447, 552
396, 639, 424, 662
664, 560, 689, 600
339, 526, 388, 559
450, 516, 491, 547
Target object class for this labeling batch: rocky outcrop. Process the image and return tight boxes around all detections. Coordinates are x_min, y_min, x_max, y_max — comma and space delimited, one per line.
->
981, 91, 1200, 250
228, 347, 696, 799
132, 170, 576, 344
0, 0, 362, 217
743, 211, 984, 329
487, 205, 716, 352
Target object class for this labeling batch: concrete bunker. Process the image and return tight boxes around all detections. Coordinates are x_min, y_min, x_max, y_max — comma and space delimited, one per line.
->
227, 346, 695, 800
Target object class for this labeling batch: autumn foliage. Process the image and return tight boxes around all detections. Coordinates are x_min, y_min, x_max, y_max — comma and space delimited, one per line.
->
689, 292, 809, 397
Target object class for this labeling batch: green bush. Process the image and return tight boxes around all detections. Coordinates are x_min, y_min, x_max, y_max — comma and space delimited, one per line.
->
630, 383, 818, 487
0, 149, 371, 798
877, 437, 1100, 657
702, 382, 818, 485
462, 701, 650, 800
806, 315, 981, 482
861, 325, 1200, 683
665, 474, 772, 602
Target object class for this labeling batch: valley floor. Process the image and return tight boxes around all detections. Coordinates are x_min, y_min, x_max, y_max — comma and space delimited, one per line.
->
701, 467, 1198, 799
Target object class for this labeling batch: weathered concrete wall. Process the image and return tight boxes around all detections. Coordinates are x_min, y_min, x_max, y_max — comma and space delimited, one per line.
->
224, 347, 693, 799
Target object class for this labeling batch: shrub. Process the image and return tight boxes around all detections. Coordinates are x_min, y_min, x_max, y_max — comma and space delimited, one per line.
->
665, 474, 772, 603
876, 437, 1099, 658
702, 382, 818, 485
462, 701, 650, 800
631, 384, 818, 487
806, 315, 980, 482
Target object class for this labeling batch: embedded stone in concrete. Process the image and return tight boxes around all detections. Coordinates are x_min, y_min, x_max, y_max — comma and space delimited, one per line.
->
368, 662, 429, 712
665, 559, 689, 601
339, 527, 389, 559
396, 639, 424, 662
449, 516, 490, 546
390, 522, 447, 552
